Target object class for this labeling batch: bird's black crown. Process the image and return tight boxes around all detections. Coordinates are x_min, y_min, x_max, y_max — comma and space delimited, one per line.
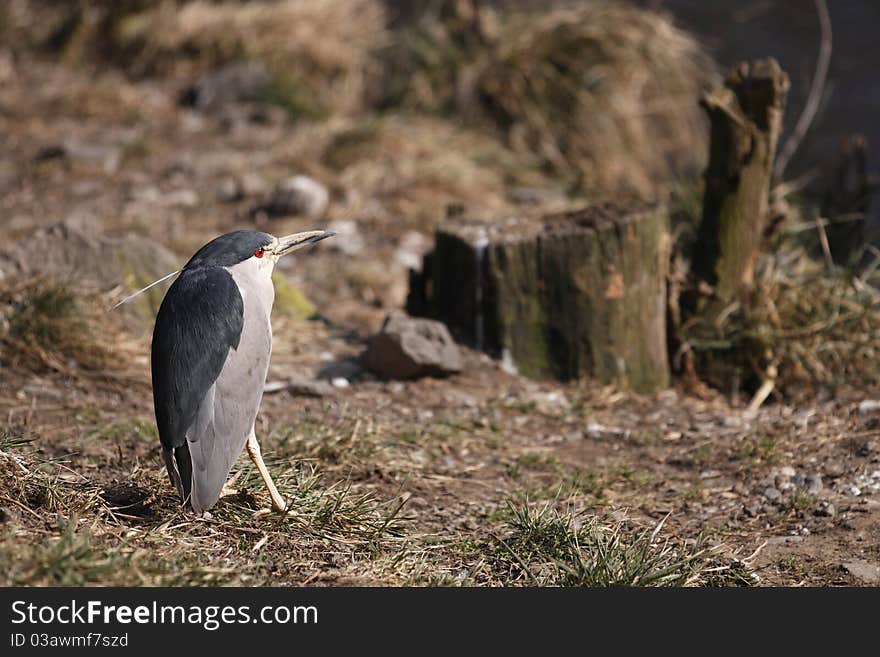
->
184, 230, 274, 269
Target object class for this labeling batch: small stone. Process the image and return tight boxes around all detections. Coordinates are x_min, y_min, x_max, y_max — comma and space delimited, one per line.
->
777, 466, 796, 479
814, 502, 835, 517
841, 560, 880, 584
763, 487, 782, 502
848, 485, 862, 496
777, 478, 796, 492
804, 474, 823, 493
254, 175, 329, 219
263, 376, 336, 398
858, 400, 880, 415
180, 61, 271, 113
362, 311, 463, 379
318, 358, 363, 382
331, 377, 350, 389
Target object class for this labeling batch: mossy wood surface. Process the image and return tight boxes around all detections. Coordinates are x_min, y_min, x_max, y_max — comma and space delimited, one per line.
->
692, 58, 790, 305
408, 202, 670, 392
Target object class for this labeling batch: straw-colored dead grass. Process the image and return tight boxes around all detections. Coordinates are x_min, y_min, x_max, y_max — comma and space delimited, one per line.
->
8, 0, 387, 116
683, 246, 880, 395
385, 4, 717, 197
136, 0, 386, 114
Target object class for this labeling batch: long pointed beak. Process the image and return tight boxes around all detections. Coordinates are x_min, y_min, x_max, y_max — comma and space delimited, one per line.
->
275, 230, 336, 257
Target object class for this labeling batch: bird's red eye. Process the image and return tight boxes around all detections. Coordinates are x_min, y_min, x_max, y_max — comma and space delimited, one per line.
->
254, 248, 264, 258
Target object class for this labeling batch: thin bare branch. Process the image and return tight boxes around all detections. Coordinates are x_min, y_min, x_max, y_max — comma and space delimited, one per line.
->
773, 0, 832, 181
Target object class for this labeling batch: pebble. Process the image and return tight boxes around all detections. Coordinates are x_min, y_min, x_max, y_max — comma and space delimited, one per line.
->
841, 560, 880, 584
331, 377, 350, 389
858, 400, 880, 415
763, 487, 782, 502
257, 175, 329, 219
804, 474, 823, 493
815, 502, 836, 517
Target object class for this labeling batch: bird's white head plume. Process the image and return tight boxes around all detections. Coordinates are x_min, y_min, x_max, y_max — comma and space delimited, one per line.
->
112, 270, 179, 309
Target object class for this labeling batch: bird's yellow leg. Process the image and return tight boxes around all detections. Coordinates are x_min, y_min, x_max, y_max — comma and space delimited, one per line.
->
245, 429, 286, 512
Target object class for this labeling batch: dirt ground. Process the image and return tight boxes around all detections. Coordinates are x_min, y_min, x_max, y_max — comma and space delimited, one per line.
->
2, 54, 879, 587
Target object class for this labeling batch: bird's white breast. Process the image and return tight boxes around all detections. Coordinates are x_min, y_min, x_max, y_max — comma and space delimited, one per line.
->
225, 257, 275, 323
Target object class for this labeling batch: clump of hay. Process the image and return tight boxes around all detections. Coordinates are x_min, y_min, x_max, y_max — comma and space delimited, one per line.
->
0, 279, 111, 374
683, 247, 880, 395
142, 0, 385, 114
24, 0, 387, 116
384, 3, 717, 197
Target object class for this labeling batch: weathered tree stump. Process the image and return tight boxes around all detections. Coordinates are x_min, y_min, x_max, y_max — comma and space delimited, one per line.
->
408, 202, 671, 392
692, 58, 790, 305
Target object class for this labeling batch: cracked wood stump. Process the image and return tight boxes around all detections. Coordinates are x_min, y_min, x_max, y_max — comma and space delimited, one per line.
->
692, 58, 790, 306
408, 202, 670, 392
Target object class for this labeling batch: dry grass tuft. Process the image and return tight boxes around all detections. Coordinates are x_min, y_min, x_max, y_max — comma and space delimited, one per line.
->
683, 245, 880, 394
53, 0, 388, 116
0, 279, 112, 374
484, 499, 749, 587
384, 3, 716, 197
0, 435, 408, 586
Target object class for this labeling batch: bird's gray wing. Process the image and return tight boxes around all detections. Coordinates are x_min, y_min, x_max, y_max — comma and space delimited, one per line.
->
151, 266, 244, 505
186, 264, 273, 513
186, 308, 271, 512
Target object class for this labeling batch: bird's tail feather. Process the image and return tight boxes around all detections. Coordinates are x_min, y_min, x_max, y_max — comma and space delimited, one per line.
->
162, 444, 193, 506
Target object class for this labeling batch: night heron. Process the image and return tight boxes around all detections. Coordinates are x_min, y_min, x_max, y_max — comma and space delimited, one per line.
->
150, 229, 334, 513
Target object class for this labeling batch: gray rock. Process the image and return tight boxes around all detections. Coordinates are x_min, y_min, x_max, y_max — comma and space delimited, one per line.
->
763, 487, 782, 503
814, 501, 835, 517
841, 560, 880, 584
362, 311, 463, 379
318, 357, 363, 382
263, 376, 336, 398
181, 61, 271, 113
253, 175, 329, 219
0, 221, 179, 330
804, 474, 823, 494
